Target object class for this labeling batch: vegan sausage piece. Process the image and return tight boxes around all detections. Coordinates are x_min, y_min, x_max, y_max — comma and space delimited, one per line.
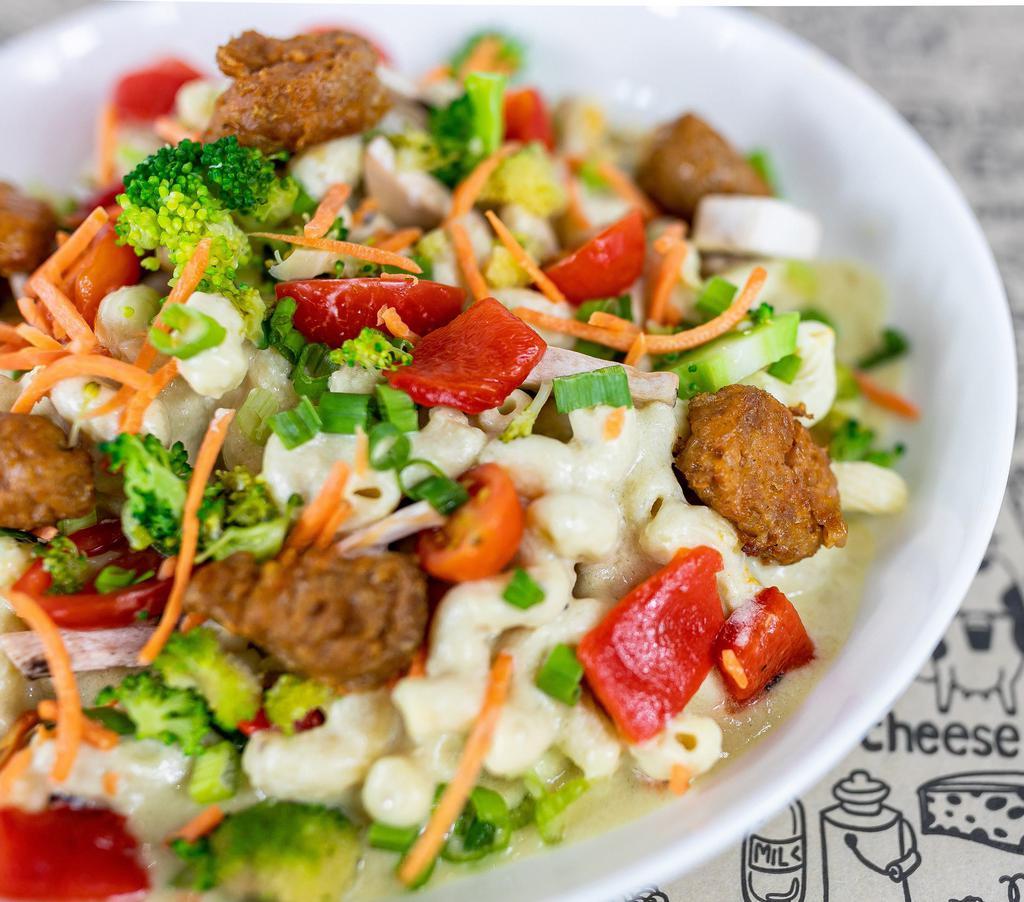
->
0, 182, 57, 277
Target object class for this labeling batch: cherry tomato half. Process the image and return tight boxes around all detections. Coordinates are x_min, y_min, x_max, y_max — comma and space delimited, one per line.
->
112, 57, 204, 122
67, 223, 142, 325
278, 277, 465, 347
0, 804, 149, 900
504, 88, 555, 150
543, 209, 646, 304
417, 464, 525, 583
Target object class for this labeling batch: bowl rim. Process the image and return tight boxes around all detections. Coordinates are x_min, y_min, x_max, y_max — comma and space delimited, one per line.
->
0, 4, 1016, 900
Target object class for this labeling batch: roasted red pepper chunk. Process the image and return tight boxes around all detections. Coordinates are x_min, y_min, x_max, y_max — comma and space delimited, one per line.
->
713, 586, 814, 702
385, 297, 546, 415
0, 804, 149, 900
112, 57, 204, 122
504, 87, 555, 151
68, 223, 142, 326
577, 546, 725, 743
278, 277, 465, 347
543, 209, 646, 305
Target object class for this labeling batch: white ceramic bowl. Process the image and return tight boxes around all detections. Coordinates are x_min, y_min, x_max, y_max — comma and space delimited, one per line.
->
0, 5, 1015, 900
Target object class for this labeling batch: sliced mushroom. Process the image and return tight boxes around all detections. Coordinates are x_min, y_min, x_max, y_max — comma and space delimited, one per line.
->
524, 346, 679, 404
0, 625, 154, 678
363, 136, 451, 230
335, 500, 445, 556
693, 195, 822, 260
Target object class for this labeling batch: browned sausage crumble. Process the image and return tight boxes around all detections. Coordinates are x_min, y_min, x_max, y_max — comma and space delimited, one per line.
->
184, 548, 428, 691
0, 414, 95, 531
636, 113, 771, 221
677, 384, 846, 565
203, 29, 392, 153
0, 182, 57, 278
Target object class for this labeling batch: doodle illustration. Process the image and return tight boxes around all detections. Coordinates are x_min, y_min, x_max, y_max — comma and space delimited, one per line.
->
625, 889, 669, 902
946, 873, 1024, 902
820, 769, 921, 902
742, 801, 807, 902
918, 771, 1024, 854
919, 546, 1024, 715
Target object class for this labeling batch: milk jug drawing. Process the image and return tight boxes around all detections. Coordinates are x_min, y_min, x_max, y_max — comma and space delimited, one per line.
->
742, 800, 807, 902
820, 770, 921, 902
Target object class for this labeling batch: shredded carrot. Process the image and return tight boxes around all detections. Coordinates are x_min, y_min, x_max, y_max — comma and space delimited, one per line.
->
95, 102, 119, 191
564, 174, 592, 232
512, 307, 633, 352
153, 116, 199, 146
119, 360, 178, 434
314, 501, 353, 551
0, 711, 40, 772
647, 234, 689, 326
484, 210, 566, 304
853, 371, 921, 420
4, 591, 82, 782
378, 306, 419, 343
28, 277, 97, 352
249, 232, 422, 274
447, 142, 520, 222
652, 222, 686, 255
669, 763, 692, 796
179, 612, 207, 632
0, 323, 28, 346
593, 160, 658, 220
351, 197, 379, 227
406, 644, 427, 679
35, 207, 109, 282
419, 63, 452, 87
16, 296, 51, 335
102, 770, 120, 795
304, 183, 352, 239
624, 332, 648, 368
138, 409, 235, 665
56, 231, 69, 247
720, 649, 749, 690
376, 227, 423, 253
457, 34, 501, 78
11, 354, 155, 415
588, 311, 638, 333
398, 652, 515, 885
0, 348, 67, 371
285, 461, 351, 553
0, 747, 32, 800
603, 406, 626, 440
353, 426, 369, 477
448, 221, 489, 303
36, 701, 119, 751
157, 555, 178, 581
169, 805, 225, 844
15, 323, 62, 350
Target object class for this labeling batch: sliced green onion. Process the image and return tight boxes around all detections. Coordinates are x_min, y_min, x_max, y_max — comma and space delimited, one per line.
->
268, 396, 321, 450
525, 773, 590, 844
443, 786, 511, 862
857, 327, 910, 370
56, 510, 97, 536
376, 384, 419, 433
148, 304, 226, 360
552, 366, 632, 414
292, 342, 336, 401
766, 354, 802, 384
750, 303, 775, 325
368, 421, 411, 471
95, 564, 153, 594
266, 297, 307, 365
464, 72, 507, 160
535, 644, 584, 706
695, 277, 738, 321
368, 822, 420, 853
502, 568, 545, 609
236, 388, 280, 444
747, 148, 779, 194
400, 459, 470, 515
574, 295, 630, 360
319, 392, 373, 435
509, 794, 536, 830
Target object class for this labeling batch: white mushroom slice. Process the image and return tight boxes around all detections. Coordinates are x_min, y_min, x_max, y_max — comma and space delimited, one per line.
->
693, 195, 822, 260
0, 625, 154, 678
524, 346, 679, 404
364, 136, 451, 230
832, 461, 909, 515
336, 501, 445, 556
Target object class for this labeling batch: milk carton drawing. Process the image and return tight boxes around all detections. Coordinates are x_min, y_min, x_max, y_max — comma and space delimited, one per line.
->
742, 801, 807, 902
820, 769, 921, 902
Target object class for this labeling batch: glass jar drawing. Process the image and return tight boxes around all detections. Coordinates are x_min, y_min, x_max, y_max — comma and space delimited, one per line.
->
742, 800, 807, 902
820, 769, 922, 902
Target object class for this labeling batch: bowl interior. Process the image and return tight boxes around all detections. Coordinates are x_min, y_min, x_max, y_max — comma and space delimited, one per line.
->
0, 5, 1014, 901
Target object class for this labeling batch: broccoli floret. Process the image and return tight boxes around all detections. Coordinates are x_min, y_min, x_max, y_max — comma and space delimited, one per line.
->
484, 245, 530, 289
330, 327, 413, 372
197, 467, 295, 563
153, 627, 261, 731
33, 536, 89, 594
449, 31, 524, 77
198, 136, 279, 214
428, 72, 507, 187
188, 740, 240, 804
95, 671, 211, 756
99, 433, 192, 556
172, 801, 360, 901
264, 675, 333, 736
828, 419, 906, 468
478, 144, 566, 217
415, 228, 453, 268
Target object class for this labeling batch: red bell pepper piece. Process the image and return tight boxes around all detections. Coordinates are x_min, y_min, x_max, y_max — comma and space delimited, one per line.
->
237, 708, 272, 736
277, 278, 465, 347
385, 297, 546, 414
0, 804, 149, 900
67, 223, 142, 326
504, 87, 555, 150
577, 546, 725, 743
112, 57, 203, 122
543, 209, 646, 304
713, 586, 814, 702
